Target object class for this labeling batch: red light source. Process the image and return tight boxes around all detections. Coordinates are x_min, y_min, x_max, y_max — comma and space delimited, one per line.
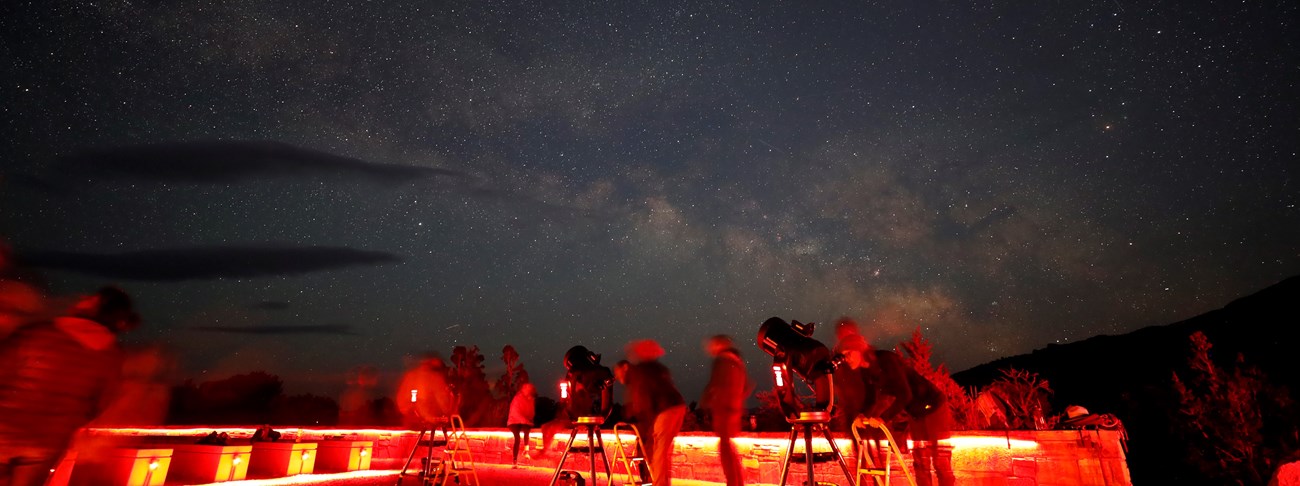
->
559, 381, 570, 399
772, 364, 786, 388
409, 389, 418, 403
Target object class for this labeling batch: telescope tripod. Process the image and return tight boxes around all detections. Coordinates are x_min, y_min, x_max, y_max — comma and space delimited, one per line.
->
777, 411, 855, 486
397, 418, 450, 485
548, 416, 613, 486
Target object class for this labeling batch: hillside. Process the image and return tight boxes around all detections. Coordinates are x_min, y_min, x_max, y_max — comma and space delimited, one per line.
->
952, 275, 1300, 485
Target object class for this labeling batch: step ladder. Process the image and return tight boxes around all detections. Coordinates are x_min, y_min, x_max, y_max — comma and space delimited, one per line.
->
440, 415, 479, 485
851, 416, 916, 486
611, 422, 652, 486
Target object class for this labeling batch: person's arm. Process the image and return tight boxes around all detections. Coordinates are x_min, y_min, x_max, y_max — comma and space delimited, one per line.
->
877, 353, 913, 421
702, 358, 724, 410
431, 373, 456, 418
92, 352, 125, 422
721, 354, 747, 398
396, 373, 414, 416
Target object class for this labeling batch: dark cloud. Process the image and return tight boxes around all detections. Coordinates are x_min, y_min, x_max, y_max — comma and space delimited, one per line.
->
194, 324, 358, 335
18, 245, 401, 281
0, 172, 65, 195
251, 301, 291, 310
967, 206, 1019, 235
56, 140, 466, 184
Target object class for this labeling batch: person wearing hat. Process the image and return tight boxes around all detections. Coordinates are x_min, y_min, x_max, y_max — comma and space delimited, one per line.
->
0, 286, 141, 486
831, 317, 870, 433
620, 339, 686, 486
837, 331, 956, 486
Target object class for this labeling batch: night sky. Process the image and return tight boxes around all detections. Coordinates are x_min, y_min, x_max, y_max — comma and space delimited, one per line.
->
2, 1, 1297, 401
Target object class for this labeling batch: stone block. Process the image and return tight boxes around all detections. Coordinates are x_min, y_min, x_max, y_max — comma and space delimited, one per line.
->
315, 440, 373, 472
70, 447, 171, 486
168, 444, 251, 483
1011, 458, 1037, 478
249, 441, 316, 478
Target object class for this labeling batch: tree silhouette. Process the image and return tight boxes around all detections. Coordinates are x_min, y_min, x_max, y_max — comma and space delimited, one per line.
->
1171, 331, 1295, 485
495, 344, 531, 398
168, 371, 284, 424
450, 345, 494, 426
751, 389, 789, 432
896, 327, 977, 429
273, 394, 340, 426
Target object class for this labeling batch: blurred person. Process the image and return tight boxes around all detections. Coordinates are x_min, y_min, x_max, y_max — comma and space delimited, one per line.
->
701, 335, 752, 486
396, 354, 456, 431
535, 405, 570, 460
0, 286, 141, 486
838, 333, 955, 486
831, 318, 869, 433
339, 365, 381, 426
507, 383, 537, 468
93, 343, 175, 426
622, 339, 686, 486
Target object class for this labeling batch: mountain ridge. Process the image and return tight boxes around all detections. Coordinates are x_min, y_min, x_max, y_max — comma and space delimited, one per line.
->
951, 274, 1300, 485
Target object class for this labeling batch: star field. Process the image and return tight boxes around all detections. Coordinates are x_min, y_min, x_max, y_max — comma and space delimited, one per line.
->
1, 0, 1296, 399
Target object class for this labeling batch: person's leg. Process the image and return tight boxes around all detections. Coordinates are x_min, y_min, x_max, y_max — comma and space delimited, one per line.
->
509, 424, 523, 464
714, 412, 744, 486
651, 405, 687, 486
718, 435, 743, 486
916, 402, 955, 486
538, 418, 566, 459
911, 444, 935, 486
522, 426, 532, 458
633, 422, 654, 480
935, 443, 956, 486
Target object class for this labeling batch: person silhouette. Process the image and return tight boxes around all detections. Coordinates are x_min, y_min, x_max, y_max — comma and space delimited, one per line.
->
0, 286, 141, 486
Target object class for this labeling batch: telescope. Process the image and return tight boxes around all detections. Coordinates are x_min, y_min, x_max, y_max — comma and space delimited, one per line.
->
758, 317, 839, 382
757, 317, 856, 485
561, 345, 614, 420
757, 316, 843, 413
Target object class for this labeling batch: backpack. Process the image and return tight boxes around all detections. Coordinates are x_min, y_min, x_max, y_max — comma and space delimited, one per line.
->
1060, 412, 1124, 430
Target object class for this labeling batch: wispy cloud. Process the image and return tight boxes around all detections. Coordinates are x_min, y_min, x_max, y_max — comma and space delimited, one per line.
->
19, 245, 401, 281
194, 324, 358, 335
57, 140, 465, 184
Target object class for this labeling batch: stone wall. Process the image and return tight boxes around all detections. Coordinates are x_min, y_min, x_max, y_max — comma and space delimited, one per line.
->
92, 427, 1130, 485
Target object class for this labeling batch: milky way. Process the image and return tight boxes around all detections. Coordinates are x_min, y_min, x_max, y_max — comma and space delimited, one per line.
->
2, 1, 1296, 399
